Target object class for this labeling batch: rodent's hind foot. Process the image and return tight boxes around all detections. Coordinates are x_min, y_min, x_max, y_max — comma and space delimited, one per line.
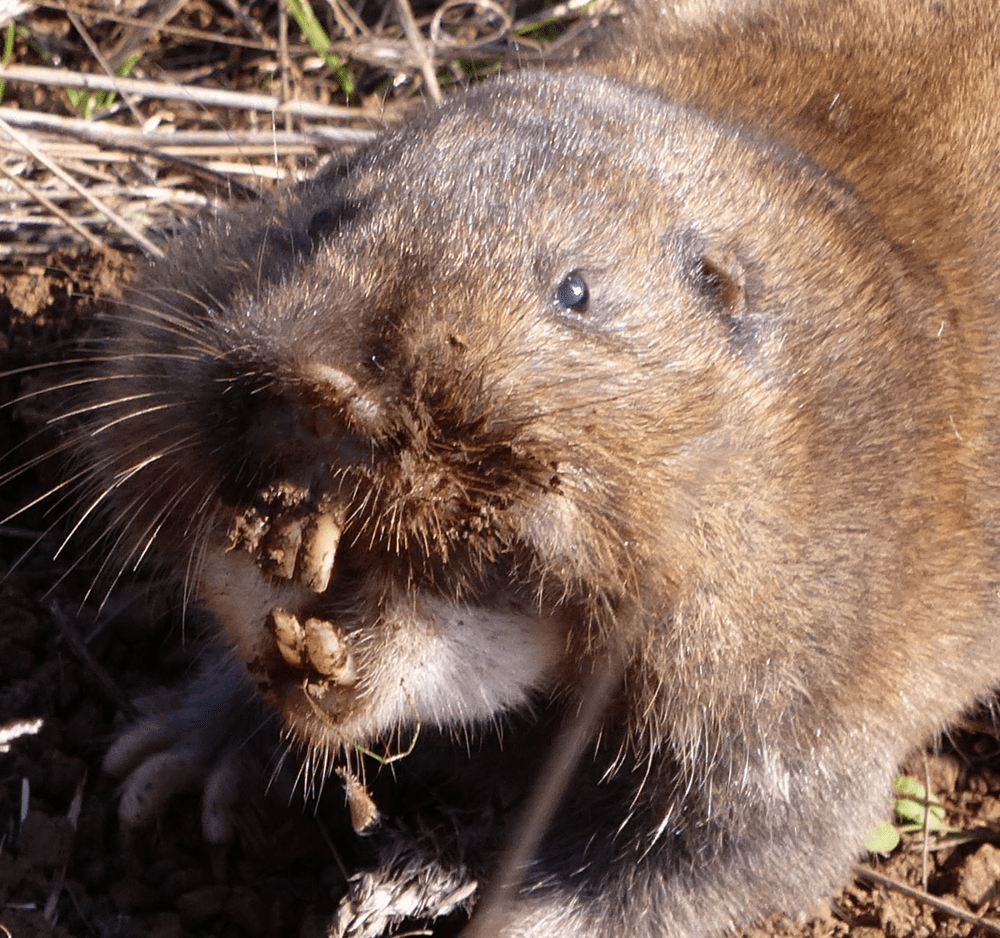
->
330, 823, 479, 938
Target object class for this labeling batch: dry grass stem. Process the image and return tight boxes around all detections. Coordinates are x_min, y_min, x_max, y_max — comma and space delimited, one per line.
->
0, 0, 603, 257
853, 865, 1000, 936
0, 64, 366, 120
0, 114, 162, 254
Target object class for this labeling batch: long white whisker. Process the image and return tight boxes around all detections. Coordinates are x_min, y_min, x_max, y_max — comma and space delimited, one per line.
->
86, 479, 201, 607
52, 433, 199, 559
54, 391, 171, 423
0, 357, 97, 380
86, 400, 189, 435
0, 473, 79, 525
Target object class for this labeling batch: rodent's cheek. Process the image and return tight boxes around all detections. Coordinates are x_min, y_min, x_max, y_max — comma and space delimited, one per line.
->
195, 544, 567, 748
334, 595, 568, 743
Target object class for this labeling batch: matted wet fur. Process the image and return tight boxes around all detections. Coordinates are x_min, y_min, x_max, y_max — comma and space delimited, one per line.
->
29, 1, 1000, 936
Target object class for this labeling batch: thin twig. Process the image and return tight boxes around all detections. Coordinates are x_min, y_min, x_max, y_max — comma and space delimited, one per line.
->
63, 0, 289, 50
105, 0, 188, 70
465, 658, 623, 938
854, 864, 1000, 936
43, 770, 87, 923
0, 161, 109, 253
395, 0, 442, 106
0, 105, 377, 149
921, 754, 932, 888
328, 0, 367, 37
0, 115, 162, 255
1, 185, 209, 207
66, 10, 144, 124
0, 64, 371, 121
48, 601, 140, 721
279, 1, 293, 134
215, 0, 265, 41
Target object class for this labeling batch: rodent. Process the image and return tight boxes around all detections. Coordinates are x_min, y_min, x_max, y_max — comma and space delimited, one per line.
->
64, 1, 1000, 936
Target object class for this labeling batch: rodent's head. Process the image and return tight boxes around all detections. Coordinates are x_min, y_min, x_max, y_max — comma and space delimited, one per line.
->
85, 71, 927, 751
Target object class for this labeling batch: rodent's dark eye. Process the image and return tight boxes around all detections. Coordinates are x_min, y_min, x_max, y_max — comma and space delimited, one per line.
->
308, 199, 358, 241
555, 271, 590, 314
309, 207, 339, 239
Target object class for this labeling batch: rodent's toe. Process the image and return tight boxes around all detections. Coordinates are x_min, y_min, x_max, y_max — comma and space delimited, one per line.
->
111, 746, 209, 831
102, 655, 264, 844
102, 718, 177, 780
202, 750, 246, 844
106, 725, 248, 845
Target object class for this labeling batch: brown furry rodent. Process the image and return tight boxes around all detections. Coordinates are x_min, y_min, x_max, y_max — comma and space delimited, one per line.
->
59, 1, 1000, 936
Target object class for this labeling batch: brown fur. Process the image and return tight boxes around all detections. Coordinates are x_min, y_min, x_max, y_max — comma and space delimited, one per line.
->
68, 2, 1000, 935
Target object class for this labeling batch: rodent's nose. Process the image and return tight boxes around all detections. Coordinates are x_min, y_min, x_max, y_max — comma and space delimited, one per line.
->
302, 362, 385, 438
220, 371, 374, 512
294, 402, 372, 469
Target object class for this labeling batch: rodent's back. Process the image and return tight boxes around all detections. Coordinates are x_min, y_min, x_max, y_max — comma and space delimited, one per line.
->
599, 1, 1000, 280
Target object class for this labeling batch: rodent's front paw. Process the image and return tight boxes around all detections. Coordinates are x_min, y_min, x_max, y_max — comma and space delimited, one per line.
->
102, 653, 266, 845
103, 717, 247, 844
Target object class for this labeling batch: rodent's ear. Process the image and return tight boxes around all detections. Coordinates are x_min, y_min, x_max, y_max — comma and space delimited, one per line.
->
668, 227, 754, 344
690, 248, 747, 322
667, 228, 763, 354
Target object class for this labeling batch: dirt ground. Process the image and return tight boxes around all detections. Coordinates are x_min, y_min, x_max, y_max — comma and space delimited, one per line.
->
4, 3, 1000, 937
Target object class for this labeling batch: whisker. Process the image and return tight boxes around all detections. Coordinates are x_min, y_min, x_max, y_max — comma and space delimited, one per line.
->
182, 511, 215, 618
54, 391, 172, 423
85, 400, 189, 436
0, 357, 99, 381
0, 428, 85, 489
1, 515, 72, 581
86, 479, 201, 608
0, 469, 81, 525
51, 431, 200, 560
96, 313, 222, 358
111, 297, 217, 336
